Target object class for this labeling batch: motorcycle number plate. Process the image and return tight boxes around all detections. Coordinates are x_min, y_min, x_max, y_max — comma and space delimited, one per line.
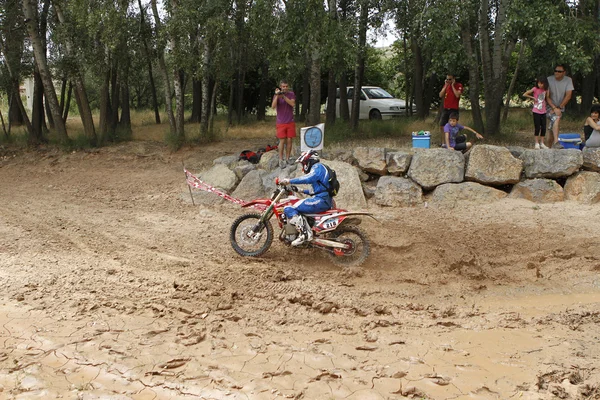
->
322, 218, 339, 230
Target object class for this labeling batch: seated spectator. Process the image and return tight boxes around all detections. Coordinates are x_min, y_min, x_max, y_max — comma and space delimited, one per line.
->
443, 112, 484, 152
583, 104, 600, 148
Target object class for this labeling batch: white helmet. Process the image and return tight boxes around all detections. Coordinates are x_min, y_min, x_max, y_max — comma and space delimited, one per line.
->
296, 150, 320, 173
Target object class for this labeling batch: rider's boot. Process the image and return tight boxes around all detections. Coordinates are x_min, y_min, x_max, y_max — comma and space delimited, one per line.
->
289, 215, 312, 246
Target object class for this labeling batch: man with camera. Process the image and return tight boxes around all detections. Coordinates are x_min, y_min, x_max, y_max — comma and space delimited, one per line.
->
439, 74, 463, 142
271, 80, 296, 169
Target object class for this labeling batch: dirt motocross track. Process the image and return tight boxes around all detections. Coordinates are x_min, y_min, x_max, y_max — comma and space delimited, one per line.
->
0, 140, 599, 400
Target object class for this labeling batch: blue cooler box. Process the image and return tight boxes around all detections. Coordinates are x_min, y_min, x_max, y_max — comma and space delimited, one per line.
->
412, 135, 431, 149
558, 133, 582, 149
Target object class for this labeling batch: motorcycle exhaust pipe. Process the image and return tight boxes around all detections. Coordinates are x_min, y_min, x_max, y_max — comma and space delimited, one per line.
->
312, 238, 349, 249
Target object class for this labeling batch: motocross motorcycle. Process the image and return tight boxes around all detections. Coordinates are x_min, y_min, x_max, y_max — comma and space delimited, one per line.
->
230, 181, 375, 267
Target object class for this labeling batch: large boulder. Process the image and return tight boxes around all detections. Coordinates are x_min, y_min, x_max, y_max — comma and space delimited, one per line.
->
431, 182, 507, 204
519, 149, 583, 178
262, 164, 299, 194
375, 176, 423, 207
407, 148, 464, 190
232, 160, 257, 180
353, 147, 387, 175
213, 155, 239, 169
200, 164, 238, 193
506, 145, 528, 159
386, 151, 412, 176
582, 147, 600, 172
325, 149, 356, 164
322, 160, 367, 210
231, 169, 270, 201
564, 171, 600, 204
465, 145, 523, 185
509, 179, 564, 203
258, 150, 281, 172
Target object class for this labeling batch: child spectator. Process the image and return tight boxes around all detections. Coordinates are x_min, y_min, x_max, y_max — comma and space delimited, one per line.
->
443, 112, 484, 152
523, 77, 550, 149
583, 104, 600, 148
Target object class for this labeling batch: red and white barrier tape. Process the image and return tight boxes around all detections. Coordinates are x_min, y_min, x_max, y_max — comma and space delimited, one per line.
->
184, 168, 266, 210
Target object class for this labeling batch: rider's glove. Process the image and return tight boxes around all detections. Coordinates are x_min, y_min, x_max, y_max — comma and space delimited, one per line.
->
280, 178, 290, 186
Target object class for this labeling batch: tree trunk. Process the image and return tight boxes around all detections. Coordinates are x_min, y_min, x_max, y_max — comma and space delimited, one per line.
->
502, 39, 525, 122
208, 79, 218, 133
8, 82, 24, 126
300, 64, 310, 122
173, 65, 185, 140
190, 78, 201, 123
236, 69, 245, 124
307, 49, 321, 126
32, 68, 45, 143
200, 37, 211, 137
257, 62, 269, 121
0, 108, 7, 140
151, 0, 176, 135
62, 81, 72, 123
581, 58, 597, 115
98, 70, 111, 143
478, 0, 516, 135
138, 0, 160, 124
339, 73, 349, 121
460, 22, 484, 133
227, 77, 235, 126
326, 69, 337, 125
119, 83, 131, 133
403, 33, 412, 117
40, 0, 53, 131
54, 2, 96, 144
13, 90, 33, 137
411, 38, 425, 119
22, 0, 68, 142
350, 1, 368, 131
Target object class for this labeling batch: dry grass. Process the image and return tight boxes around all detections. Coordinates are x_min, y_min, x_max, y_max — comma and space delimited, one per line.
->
2, 107, 588, 151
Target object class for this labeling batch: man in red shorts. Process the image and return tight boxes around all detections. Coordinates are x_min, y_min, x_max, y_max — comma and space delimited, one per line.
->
271, 80, 296, 169
439, 74, 463, 143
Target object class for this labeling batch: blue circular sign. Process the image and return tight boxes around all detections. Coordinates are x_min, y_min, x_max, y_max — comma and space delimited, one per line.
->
304, 127, 323, 148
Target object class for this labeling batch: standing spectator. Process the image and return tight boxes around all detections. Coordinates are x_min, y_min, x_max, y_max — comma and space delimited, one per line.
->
439, 74, 463, 142
546, 64, 574, 148
523, 77, 550, 149
271, 80, 296, 169
583, 104, 600, 148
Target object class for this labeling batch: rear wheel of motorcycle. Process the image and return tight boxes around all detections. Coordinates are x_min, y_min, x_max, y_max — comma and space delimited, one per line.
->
230, 213, 274, 257
326, 225, 370, 267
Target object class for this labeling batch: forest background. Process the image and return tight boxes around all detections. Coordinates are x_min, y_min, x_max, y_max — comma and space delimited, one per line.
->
0, 0, 599, 149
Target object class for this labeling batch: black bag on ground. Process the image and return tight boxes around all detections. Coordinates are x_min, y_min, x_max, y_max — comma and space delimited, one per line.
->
238, 150, 260, 164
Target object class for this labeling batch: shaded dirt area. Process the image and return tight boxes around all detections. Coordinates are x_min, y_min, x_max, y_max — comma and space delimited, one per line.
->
0, 141, 599, 399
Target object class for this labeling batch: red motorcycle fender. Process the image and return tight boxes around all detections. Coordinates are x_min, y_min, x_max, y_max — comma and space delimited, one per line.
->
314, 212, 375, 233
241, 199, 271, 209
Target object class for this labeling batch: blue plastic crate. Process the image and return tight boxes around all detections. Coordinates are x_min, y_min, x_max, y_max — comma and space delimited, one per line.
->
412, 135, 431, 149
558, 133, 582, 149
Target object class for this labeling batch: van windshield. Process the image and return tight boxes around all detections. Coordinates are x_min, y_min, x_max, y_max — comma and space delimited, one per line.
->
363, 88, 394, 99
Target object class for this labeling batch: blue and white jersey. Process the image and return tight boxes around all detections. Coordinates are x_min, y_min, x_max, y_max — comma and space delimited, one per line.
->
289, 163, 331, 200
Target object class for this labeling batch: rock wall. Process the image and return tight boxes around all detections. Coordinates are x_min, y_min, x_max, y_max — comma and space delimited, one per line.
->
187, 145, 600, 208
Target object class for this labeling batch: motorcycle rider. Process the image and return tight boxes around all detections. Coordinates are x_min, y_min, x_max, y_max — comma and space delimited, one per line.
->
278, 150, 333, 246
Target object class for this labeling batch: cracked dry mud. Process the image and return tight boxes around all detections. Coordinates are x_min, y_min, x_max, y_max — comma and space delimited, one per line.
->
0, 140, 599, 400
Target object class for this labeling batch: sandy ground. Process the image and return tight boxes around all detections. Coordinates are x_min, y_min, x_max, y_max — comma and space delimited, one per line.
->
0, 140, 599, 400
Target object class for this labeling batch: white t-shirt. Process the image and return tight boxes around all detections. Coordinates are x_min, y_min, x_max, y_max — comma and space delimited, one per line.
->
547, 75, 574, 110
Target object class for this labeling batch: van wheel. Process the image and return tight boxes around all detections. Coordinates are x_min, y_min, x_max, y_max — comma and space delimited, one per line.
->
369, 109, 382, 120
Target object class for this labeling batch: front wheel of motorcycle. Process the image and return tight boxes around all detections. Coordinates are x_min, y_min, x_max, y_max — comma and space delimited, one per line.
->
230, 213, 274, 257
326, 225, 370, 268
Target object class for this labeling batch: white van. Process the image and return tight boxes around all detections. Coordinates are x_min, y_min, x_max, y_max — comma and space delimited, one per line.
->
326, 86, 413, 120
